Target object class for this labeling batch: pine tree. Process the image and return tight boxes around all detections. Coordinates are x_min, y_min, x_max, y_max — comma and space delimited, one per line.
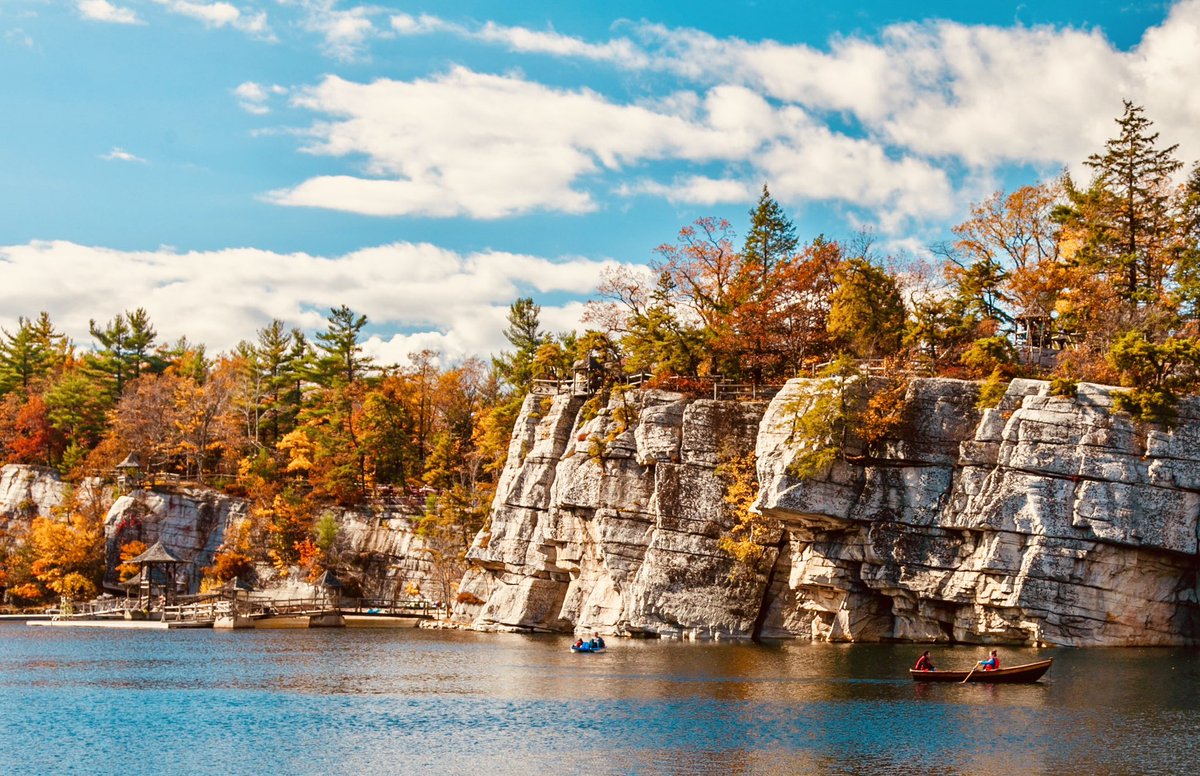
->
0, 314, 66, 395
493, 297, 545, 391
741, 184, 798, 295
734, 185, 801, 383
1084, 100, 1182, 302
313, 305, 372, 387
827, 258, 907, 359
87, 308, 161, 397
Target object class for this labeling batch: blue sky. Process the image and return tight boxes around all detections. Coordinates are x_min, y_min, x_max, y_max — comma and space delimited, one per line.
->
1, 0, 1196, 364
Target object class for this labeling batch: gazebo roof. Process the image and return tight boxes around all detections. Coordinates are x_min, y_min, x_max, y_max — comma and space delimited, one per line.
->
316, 569, 342, 589
128, 540, 186, 565
120, 569, 146, 587
116, 452, 142, 470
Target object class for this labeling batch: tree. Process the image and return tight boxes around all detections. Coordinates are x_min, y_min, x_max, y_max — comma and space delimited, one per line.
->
359, 375, 421, 488
4, 394, 63, 466
1108, 331, 1200, 423
656, 217, 742, 374
493, 297, 545, 391
174, 361, 235, 483
827, 258, 907, 358
1083, 101, 1182, 302
741, 184, 799, 297
42, 369, 112, 456
87, 308, 161, 398
1173, 162, 1200, 321
27, 492, 108, 602
313, 305, 372, 387
0, 313, 68, 395
590, 268, 703, 379
104, 373, 186, 474
159, 337, 209, 382
730, 187, 815, 382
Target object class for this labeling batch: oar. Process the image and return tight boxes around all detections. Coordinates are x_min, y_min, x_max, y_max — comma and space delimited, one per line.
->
960, 663, 979, 684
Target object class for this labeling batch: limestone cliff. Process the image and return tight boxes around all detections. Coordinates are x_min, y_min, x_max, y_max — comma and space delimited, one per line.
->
454, 379, 1200, 647
0, 465, 434, 600
454, 390, 773, 638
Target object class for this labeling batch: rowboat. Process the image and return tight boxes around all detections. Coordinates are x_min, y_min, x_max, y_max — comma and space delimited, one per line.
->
570, 644, 606, 653
910, 658, 1053, 683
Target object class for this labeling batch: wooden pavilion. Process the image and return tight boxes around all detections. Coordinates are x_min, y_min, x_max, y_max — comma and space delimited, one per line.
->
125, 540, 188, 612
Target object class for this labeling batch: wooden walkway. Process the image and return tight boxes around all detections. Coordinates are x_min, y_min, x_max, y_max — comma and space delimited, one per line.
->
25, 596, 441, 630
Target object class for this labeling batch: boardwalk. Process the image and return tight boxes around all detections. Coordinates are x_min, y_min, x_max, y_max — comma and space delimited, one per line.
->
25, 596, 441, 630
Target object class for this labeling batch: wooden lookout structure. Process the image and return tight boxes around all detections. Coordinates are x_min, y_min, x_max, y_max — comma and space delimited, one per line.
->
115, 452, 143, 494
125, 540, 188, 612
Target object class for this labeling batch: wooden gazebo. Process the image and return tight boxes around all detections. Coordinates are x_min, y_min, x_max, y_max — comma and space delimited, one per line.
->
126, 540, 188, 612
115, 452, 143, 493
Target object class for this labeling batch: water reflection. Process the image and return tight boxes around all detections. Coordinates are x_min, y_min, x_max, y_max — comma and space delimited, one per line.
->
1, 624, 1198, 775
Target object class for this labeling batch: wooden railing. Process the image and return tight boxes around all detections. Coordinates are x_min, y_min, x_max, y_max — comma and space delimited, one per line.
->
532, 374, 785, 401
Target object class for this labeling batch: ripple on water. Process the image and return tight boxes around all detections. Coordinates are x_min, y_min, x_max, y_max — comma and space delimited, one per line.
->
0, 627, 1197, 775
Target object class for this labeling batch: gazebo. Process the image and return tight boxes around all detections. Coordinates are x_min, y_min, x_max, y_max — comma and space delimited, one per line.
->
115, 452, 143, 493
126, 540, 188, 612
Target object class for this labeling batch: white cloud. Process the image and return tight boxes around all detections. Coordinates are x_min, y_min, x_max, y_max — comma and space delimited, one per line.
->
620, 176, 754, 205
151, 0, 270, 37
3, 28, 34, 47
233, 80, 285, 114
389, 13, 451, 36
0, 240, 623, 363
269, 68, 724, 218
100, 147, 148, 163
77, 0, 142, 25
267, 68, 950, 227
375, 5, 1200, 211
288, 0, 381, 60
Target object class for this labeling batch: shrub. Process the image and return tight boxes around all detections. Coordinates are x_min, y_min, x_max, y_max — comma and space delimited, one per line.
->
1049, 376, 1078, 398
976, 368, 1008, 409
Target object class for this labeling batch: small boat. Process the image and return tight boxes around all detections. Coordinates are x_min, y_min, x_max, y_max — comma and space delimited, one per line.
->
570, 644, 606, 653
910, 658, 1053, 683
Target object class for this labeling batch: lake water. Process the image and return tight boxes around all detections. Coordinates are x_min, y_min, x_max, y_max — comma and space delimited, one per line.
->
1, 625, 1197, 775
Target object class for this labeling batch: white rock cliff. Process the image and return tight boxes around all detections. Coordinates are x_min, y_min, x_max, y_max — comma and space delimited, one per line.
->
455, 379, 1200, 646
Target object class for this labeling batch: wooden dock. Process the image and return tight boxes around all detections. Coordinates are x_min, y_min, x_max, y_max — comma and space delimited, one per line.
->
23, 596, 440, 631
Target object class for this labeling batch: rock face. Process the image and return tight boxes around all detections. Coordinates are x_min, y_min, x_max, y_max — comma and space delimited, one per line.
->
455, 390, 773, 639
456, 379, 1200, 646
0, 466, 435, 600
0, 465, 83, 535
105, 492, 436, 598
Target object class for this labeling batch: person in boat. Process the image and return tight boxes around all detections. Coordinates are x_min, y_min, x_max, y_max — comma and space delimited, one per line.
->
574, 638, 585, 650
913, 650, 934, 671
978, 649, 1000, 671
592, 632, 605, 649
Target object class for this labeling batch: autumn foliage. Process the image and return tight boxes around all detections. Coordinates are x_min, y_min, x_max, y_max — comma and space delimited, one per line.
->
6, 101, 1200, 602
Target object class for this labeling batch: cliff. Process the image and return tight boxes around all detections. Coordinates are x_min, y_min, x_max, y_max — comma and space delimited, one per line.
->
454, 379, 1200, 647
0, 465, 435, 600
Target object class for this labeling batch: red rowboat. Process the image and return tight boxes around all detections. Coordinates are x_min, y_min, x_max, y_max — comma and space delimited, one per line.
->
910, 658, 1053, 683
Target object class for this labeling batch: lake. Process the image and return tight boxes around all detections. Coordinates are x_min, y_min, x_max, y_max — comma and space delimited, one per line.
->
1, 625, 1196, 775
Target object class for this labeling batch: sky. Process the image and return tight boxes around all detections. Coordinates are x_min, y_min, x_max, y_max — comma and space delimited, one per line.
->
2, 0, 1198, 367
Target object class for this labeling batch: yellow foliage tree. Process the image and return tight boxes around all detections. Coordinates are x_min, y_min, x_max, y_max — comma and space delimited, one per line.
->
28, 508, 105, 602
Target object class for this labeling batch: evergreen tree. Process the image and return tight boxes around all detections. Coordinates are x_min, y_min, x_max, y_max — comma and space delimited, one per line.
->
87, 308, 161, 397
0, 313, 67, 395
1173, 162, 1200, 320
493, 297, 545, 391
313, 305, 372, 387
741, 184, 799, 294
253, 320, 309, 445
827, 258, 907, 359
42, 370, 112, 453
1084, 101, 1182, 302
733, 185, 803, 382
